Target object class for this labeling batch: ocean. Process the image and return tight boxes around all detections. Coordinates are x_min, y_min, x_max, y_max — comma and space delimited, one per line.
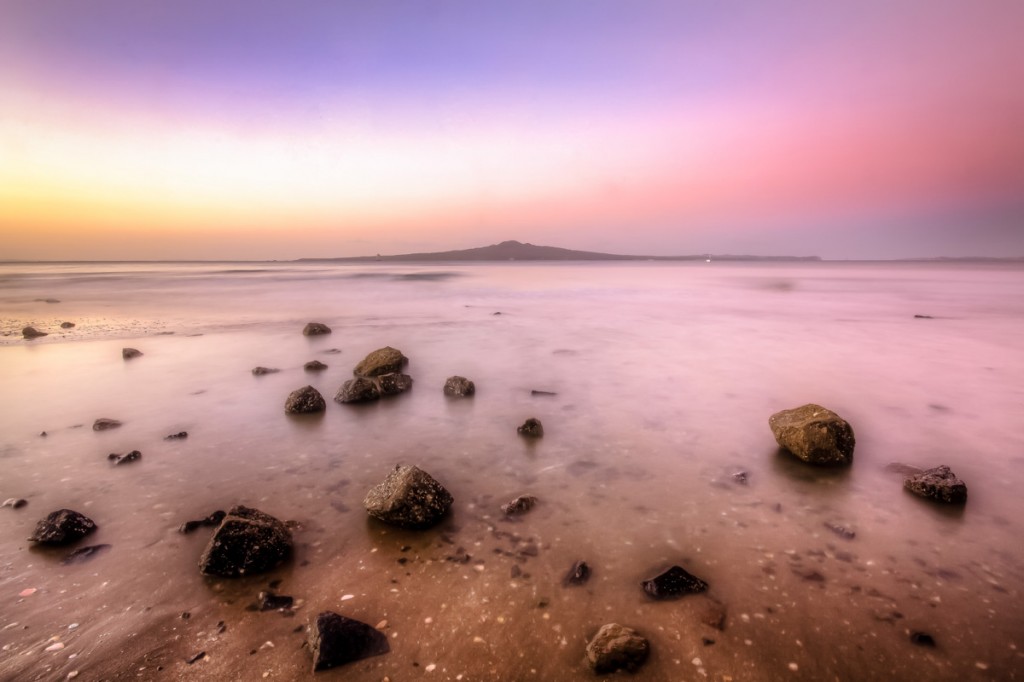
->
1, 260, 1023, 680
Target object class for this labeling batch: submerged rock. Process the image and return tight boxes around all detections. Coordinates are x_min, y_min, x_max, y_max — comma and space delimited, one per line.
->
502, 495, 538, 516
585, 623, 650, 674
904, 465, 967, 504
642, 565, 709, 599
60, 321, 75, 329
108, 450, 141, 465
198, 506, 293, 577
2, 498, 28, 509
304, 360, 328, 371
334, 377, 381, 404
62, 544, 112, 565
22, 326, 48, 339
377, 373, 413, 397
769, 404, 855, 465
563, 560, 591, 586
29, 509, 98, 545
303, 322, 332, 336
165, 431, 189, 440
92, 418, 122, 431
258, 591, 294, 611
122, 347, 143, 360
285, 385, 326, 414
353, 346, 408, 377
252, 367, 280, 376
179, 510, 226, 534
443, 376, 475, 397
517, 418, 544, 438
308, 611, 390, 672
363, 464, 453, 529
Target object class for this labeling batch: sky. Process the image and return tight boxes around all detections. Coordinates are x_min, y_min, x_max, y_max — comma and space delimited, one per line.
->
2, 0, 1023, 260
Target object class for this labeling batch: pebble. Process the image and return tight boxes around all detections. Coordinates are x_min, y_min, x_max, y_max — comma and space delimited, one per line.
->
788, 662, 799, 671
67, 672, 79, 679
45, 642, 65, 652
425, 663, 437, 672
19, 588, 37, 597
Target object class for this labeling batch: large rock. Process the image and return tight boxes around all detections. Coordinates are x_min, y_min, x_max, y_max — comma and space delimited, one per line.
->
22, 326, 48, 339
904, 465, 967, 504
285, 385, 326, 414
303, 322, 332, 336
642, 565, 709, 599
308, 611, 389, 671
768, 404, 855, 465
334, 377, 381, 404
443, 376, 475, 397
363, 465, 453, 529
198, 506, 293, 577
585, 623, 650, 674
517, 418, 544, 438
377, 373, 413, 397
353, 346, 408, 377
29, 509, 97, 545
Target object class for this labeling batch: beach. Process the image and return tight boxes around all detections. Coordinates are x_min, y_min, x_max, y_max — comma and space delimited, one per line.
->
2, 260, 1023, 681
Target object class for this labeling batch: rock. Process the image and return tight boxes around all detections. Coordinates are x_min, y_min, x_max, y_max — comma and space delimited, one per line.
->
29, 509, 98, 545
531, 389, 557, 396
768, 404, 855, 465
913, 314, 934, 319
585, 623, 650, 674
198, 506, 293, 577
353, 346, 408, 377
186, 652, 206, 665
884, 462, 923, 476
179, 510, 226, 534
108, 450, 141, 465
60, 322, 76, 329
22, 326, 48, 339
165, 431, 189, 440
363, 464, 453, 529
285, 385, 327, 414
334, 377, 381, 404
517, 418, 544, 438
501, 495, 538, 516
910, 631, 936, 647
258, 591, 294, 611
304, 360, 328, 371
443, 376, 475, 397
563, 560, 591, 586
252, 367, 280, 376
302, 322, 332, 336
308, 611, 390, 671
3, 498, 28, 509
904, 465, 967, 504
824, 522, 856, 540
642, 565, 708, 599
378, 373, 413, 397
62, 544, 112, 565
122, 348, 143, 360
92, 418, 122, 431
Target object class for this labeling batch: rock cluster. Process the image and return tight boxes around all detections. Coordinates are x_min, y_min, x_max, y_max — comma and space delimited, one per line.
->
285, 385, 326, 414
29, 509, 97, 545
363, 465, 453, 529
92, 418, 122, 431
585, 623, 650, 674
198, 506, 293, 577
769, 403, 855, 465
108, 450, 142, 465
501, 495, 537, 516
443, 375, 475, 397
335, 347, 413, 404
904, 465, 967, 504
304, 360, 328, 371
252, 367, 280, 376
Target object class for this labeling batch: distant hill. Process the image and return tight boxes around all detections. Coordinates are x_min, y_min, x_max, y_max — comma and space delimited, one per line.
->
299, 240, 822, 262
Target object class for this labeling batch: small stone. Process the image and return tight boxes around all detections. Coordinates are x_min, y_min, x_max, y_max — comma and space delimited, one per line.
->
92, 418, 122, 431
910, 631, 936, 647
122, 347, 143, 360
501, 495, 538, 516
334, 377, 381, 404
108, 450, 141, 465
769, 404, 855, 465
165, 431, 188, 440
304, 360, 328, 371
258, 592, 294, 611
585, 623, 650, 674
22, 326, 48, 339
443, 376, 475, 397
904, 466, 967, 504
285, 385, 327, 414
642, 565, 708, 599
29, 509, 98, 545
2, 498, 28, 509
303, 322, 332, 336
308, 611, 390, 671
252, 367, 280, 376
563, 560, 590, 586
198, 506, 293, 577
517, 418, 543, 438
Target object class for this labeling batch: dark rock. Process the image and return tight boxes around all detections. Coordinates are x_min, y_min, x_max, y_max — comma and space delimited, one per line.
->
309, 611, 390, 671
186, 652, 206, 665
378, 373, 413, 397
60, 322, 75, 329
92, 418, 122, 431
285, 385, 326, 414
443, 376, 475, 397
769, 404, 855, 465
501, 495, 538, 516
2, 498, 28, 509
732, 470, 748, 485
108, 450, 142, 465
530, 389, 557, 396
884, 462, 923, 476
252, 367, 280, 376
302, 322, 332, 336
22, 326, 48, 339
198, 506, 293, 577
904, 465, 967, 504
585, 623, 650, 674
304, 360, 328, 371
642, 565, 708, 599
258, 591, 294, 611
824, 522, 856, 540
563, 560, 591, 586
179, 510, 226, 534
29, 509, 97, 545
62, 544, 112, 565
913, 315, 934, 319
363, 464, 453, 529
699, 598, 727, 630
910, 631, 936, 647
517, 418, 544, 438
122, 347, 143, 360
165, 431, 189, 440
353, 346, 408, 377
334, 377, 380, 404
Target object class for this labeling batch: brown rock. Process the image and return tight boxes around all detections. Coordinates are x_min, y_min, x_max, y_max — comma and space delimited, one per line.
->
585, 623, 650, 674
769, 404, 855, 465
353, 346, 408, 377
904, 465, 967, 504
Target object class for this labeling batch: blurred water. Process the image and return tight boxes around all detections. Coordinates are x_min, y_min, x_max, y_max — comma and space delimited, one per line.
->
1, 261, 1022, 680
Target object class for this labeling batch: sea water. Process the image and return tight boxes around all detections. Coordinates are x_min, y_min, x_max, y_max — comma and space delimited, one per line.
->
1, 261, 1022, 680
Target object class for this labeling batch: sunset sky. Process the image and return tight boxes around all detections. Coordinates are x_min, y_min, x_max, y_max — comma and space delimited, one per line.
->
2, 0, 1023, 260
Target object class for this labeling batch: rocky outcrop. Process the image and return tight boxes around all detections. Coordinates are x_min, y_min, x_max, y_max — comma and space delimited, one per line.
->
904, 465, 967, 504
769, 404, 855, 465
122, 348, 143, 360
29, 509, 97, 545
92, 418, 122, 431
285, 385, 327, 414
517, 418, 544, 438
642, 565, 708, 599
378, 373, 413, 396
585, 623, 650, 674
353, 346, 408, 377
198, 506, 293, 577
308, 611, 390, 671
443, 376, 475, 397
363, 465, 453, 529
334, 378, 381, 404
22, 326, 48, 339
2, 498, 28, 509
302, 322, 332, 336
304, 360, 328, 371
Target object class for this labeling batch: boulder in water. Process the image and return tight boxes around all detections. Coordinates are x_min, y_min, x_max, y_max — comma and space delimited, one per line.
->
93, 418, 122, 431
198, 506, 293, 577
363, 464, 453, 529
353, 346, 408, 377
304, 360, 328, 371
29, 509, 97, 545
769, 404, 855, 465
904, 465, 967, 504
443, 376, 475, 397
334, 377, 381, 404
285, 385, 326, 414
